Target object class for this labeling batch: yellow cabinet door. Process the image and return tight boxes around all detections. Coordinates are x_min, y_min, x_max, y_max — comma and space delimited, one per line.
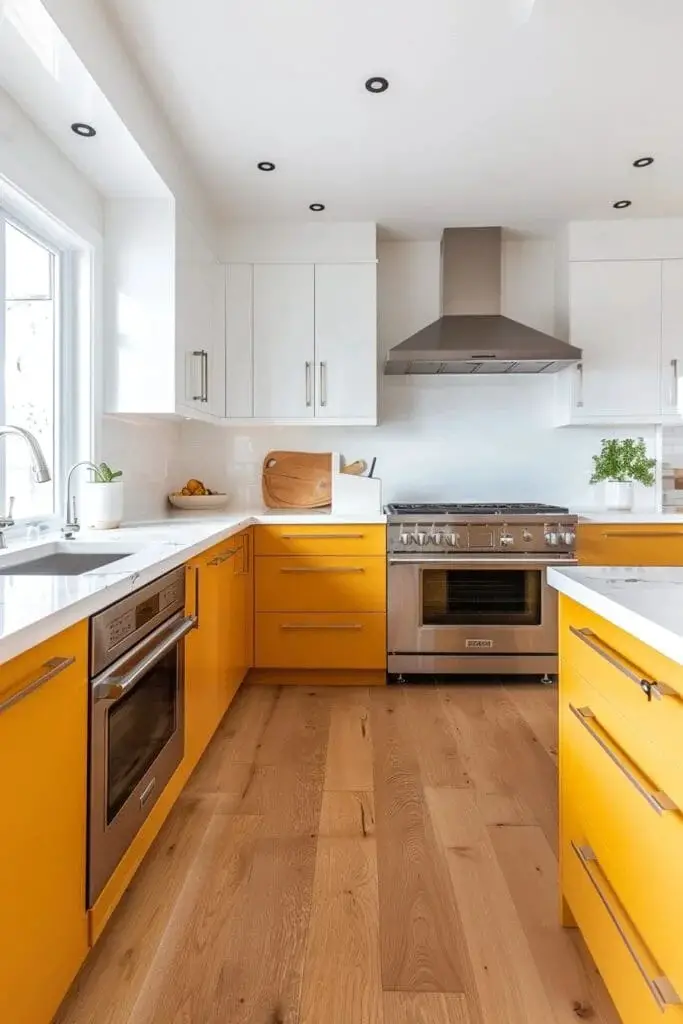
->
184, 556, 221, 771
256, 554, 386, 613
0, 622, 89, 1024
578, 524, 683, 565
255, 523, 386, 557
255, 612, 386, 669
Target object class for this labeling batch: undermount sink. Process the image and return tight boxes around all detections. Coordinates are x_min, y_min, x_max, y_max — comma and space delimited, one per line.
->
0, 542, 138, 576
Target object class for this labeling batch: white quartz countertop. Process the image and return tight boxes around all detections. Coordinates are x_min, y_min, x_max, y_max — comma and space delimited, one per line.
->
574, 510, 683, 523
0, 509, 387, 665
548, 564, 683, 666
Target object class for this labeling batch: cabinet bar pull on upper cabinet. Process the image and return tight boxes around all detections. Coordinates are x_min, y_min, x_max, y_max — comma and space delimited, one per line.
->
569, 705, 679, 814
569, 626, 677, 700
192, 350, 208, 403
319, 361, 328, 407
575, 362, 584, 407
305, 361, 312, 407
0, 656, 75, 715
672, 358, 679, 408
571, 841, 682, 1009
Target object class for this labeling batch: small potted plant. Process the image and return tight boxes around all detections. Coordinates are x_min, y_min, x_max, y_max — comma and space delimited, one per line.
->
83, 462, 124, 529
590, 438, 656, 511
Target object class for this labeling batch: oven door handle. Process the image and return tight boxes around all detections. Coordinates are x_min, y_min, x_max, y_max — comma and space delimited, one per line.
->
93, 615, 196, 703
388, 557, 578, 567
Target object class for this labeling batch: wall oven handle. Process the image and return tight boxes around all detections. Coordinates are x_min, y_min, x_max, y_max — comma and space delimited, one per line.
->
388, 557, 578, 567
569, 626, 676, 701
93, 615, 196, 703
571, 841, 682, 1009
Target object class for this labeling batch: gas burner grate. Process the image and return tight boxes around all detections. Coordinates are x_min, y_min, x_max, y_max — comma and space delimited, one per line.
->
385, 502, 570, 516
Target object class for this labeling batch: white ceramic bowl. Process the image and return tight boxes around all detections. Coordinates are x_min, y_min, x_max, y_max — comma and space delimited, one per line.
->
168, 493, 230, 510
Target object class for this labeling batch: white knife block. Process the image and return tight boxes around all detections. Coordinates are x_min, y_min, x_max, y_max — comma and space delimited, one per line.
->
331, 454, 382, 514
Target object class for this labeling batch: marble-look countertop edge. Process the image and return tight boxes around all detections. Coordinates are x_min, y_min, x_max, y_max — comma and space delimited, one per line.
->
0, 510, 387, 665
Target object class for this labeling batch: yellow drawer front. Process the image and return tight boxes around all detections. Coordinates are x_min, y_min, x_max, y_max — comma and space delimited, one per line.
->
562, 833, 683, 1024
255, 524, 386, 557
255, 613, 386, 669
577, 524, 683, 566
256, 555, 386, 613
561, 599, 683, 802
562, 665, 683, 997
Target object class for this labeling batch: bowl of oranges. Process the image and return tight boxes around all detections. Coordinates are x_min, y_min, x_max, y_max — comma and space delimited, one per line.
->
168, 479, 230, 510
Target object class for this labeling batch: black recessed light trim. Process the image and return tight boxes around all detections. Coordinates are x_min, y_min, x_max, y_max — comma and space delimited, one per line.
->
257, 161, 276, 171
633, 156, 654, 168
309, 203, 325, 212
613, 200, 632, 209
71, 122, 96, 138
365, 76, 389, 93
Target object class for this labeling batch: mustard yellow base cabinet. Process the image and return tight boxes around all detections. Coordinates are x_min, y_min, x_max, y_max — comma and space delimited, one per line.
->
0, 622, 89, 1024
253, 524, 387, 676
577, 523, 683, 565
559, 595, 683, 1023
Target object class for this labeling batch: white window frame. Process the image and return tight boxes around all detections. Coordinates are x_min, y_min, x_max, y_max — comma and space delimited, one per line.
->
0, 195, 92, 530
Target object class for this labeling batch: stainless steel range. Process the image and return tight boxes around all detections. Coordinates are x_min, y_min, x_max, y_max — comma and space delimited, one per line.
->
386, 502, 578, 681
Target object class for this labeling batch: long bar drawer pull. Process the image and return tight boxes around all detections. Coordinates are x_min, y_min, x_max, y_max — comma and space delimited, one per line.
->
208, 548, 238, 566
569, 626, 677, 701
279, 566, 365, 574
602, 530, 683, 539
280, 533, 365, 540
570, 705, 679, 815
571, 841, 682, 1009
0, 656, 75, 716
280, 623, 362, 631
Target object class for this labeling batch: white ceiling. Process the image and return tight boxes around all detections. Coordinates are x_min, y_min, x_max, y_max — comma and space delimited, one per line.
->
101, 0, 683, 236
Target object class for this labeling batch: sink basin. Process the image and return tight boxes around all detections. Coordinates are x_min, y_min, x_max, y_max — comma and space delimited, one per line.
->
0, 542, 138, 576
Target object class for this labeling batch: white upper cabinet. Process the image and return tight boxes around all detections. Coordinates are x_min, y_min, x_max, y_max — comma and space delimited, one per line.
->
225, 263, 254, 418
313, 264, 377, 421
555, 260, 663, 425
661, 260, 683, 418
253, 264, 315, 419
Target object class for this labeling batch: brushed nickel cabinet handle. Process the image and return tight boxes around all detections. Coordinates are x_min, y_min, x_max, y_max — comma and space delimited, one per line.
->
0, 656, 75, 716
240, 533, 251, 576
305, 361, 312, 407
280, 623, 362, 631
319, 361, 328, 407
208, 548, 239, 566
279, 566, 365, 574
280, 533, 365, 540
569, 627, 676, 701
571, 841, 682, 1008
191, 350, 208, 403
601, 530, 683, 539
569, 705, 678, 814
576, 361, 584, 408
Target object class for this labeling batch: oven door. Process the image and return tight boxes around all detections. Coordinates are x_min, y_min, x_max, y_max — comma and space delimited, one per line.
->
88, 611, 195, 907
388, 557, 567, 657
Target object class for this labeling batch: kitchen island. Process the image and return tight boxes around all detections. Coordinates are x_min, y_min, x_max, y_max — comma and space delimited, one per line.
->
549, 565, 683, 1024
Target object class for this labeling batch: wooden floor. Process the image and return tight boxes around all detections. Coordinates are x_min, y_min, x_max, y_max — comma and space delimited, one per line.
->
57, 683, 620, 1024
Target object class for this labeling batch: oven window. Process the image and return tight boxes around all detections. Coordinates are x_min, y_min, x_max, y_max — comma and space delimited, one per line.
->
106, 648, 178, 823
422, 568, 542, 627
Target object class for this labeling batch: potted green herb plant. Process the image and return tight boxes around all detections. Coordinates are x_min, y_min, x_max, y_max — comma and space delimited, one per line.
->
590, 438, 656, 511
83, 462, 124, 529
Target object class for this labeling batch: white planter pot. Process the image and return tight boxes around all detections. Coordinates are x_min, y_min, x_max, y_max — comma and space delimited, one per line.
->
82, 481, 124, 529
604, 480, 634, 511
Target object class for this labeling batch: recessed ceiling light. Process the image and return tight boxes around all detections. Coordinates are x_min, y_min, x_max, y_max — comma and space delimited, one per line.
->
309, 203, 325, 212
613, 200, 632, 209
71, 122, 96, 138
365, 76, 389, 93
633, 156, 654, 168
257, 161, 275, 171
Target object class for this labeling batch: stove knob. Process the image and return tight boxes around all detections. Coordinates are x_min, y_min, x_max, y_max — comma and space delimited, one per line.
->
430, 531, 444, 546
522, 529, 533, 542
399, 532, 412, 546
446, 531, 459, 547
561, 530, 576, 546
545, 531, 559, 547
415, 532, 428, 546
500, 533, 514, 547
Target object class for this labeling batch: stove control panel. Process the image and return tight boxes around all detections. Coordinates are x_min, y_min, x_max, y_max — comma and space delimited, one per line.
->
388, 518, 578, 556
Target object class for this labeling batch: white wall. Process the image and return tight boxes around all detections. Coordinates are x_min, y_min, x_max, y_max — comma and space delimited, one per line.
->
175, 239, 658, 512
219, 222, 377, 263
101, 415, 180, 520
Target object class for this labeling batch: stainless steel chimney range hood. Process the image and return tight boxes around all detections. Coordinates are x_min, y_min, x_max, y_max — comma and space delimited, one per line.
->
384, 314, 582, 375
384, 227, 582, 376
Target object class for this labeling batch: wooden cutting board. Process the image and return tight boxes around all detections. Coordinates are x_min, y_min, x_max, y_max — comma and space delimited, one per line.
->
262, 451, 332, 509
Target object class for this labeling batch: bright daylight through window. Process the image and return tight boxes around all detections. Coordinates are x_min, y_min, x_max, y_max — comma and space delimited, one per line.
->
1, 217, 59, 518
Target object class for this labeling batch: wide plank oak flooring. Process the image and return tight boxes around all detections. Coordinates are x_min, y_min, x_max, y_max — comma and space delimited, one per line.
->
56, 683, 619, 1024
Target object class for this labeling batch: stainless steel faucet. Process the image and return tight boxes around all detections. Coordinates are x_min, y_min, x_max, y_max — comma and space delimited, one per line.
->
0, 426, 52, 549
62, 461, 100, 538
